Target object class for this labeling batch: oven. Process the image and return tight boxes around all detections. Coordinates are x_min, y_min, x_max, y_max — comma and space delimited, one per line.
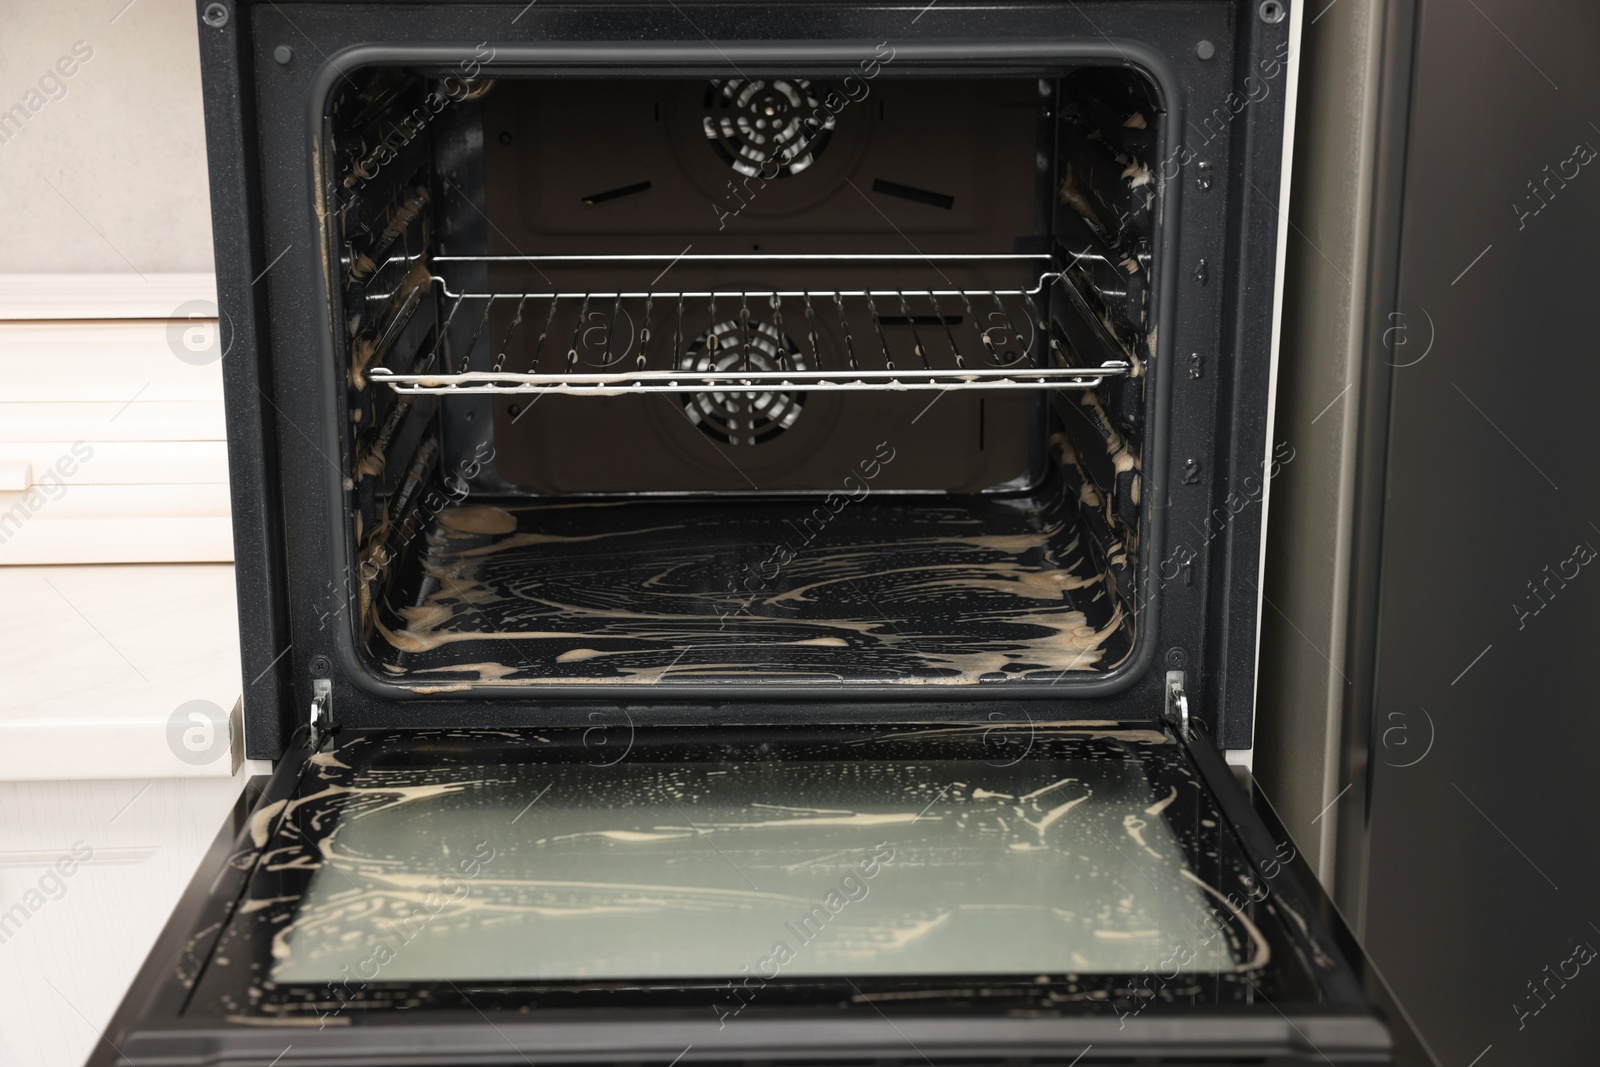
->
91, 1, 1421, 1063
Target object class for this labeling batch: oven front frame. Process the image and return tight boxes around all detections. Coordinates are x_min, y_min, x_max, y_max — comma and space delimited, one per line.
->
199, 2, 1290, 759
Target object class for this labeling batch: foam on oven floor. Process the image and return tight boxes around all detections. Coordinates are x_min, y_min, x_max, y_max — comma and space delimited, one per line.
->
371, 487, 1133, 687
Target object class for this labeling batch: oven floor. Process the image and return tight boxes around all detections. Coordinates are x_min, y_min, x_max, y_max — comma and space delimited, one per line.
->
372, 488, 1131, 688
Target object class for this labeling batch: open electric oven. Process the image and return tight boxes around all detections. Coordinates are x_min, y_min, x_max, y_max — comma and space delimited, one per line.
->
93, 1, 1424, 1063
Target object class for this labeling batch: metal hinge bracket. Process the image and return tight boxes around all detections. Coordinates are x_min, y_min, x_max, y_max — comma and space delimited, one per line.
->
1163, 670, 1191, 740
308, 678, 333, 750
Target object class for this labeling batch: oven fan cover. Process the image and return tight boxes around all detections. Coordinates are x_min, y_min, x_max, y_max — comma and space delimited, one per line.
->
702, 78, 836, 179
681, 319, 807, 446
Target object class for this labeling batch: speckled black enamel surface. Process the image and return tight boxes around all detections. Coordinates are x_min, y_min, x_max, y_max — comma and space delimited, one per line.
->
366, 462, 1136, 691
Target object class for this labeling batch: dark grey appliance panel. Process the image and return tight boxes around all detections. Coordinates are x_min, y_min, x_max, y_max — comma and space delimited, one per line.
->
1356, 0, 1600, 1064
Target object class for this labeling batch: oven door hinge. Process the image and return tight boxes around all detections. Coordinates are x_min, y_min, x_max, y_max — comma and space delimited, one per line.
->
1163, 670, 1191, 740
308, 678, 333, 750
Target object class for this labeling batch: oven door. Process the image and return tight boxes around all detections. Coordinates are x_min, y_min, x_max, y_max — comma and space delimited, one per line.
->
89, 721, 1420, 1066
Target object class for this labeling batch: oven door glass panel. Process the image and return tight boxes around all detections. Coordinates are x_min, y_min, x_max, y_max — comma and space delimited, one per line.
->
271, 754, 1236, 983
187, 724, 1340, 1019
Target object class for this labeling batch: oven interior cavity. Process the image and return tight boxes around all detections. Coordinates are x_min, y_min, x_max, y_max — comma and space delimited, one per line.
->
331, 67, 1158, 689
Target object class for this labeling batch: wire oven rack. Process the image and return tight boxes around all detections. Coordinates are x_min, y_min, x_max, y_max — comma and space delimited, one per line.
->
367, 254, 1130, 396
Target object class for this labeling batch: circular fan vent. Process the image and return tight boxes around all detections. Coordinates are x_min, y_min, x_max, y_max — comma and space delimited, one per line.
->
682, 320, 806, 446
702, 79, 835, 179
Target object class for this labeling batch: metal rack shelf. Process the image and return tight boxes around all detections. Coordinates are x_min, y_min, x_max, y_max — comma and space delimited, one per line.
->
366, 254, 1130, 396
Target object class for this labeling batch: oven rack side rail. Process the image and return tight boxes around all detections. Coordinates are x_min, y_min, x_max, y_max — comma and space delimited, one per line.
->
369, 366, 1131, 395
360, 253, 1132, 397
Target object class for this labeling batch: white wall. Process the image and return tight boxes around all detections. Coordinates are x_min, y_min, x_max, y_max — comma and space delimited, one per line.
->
0, 0, 240, 774
0, 0, 214, 273
0, 14, 240, 1054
